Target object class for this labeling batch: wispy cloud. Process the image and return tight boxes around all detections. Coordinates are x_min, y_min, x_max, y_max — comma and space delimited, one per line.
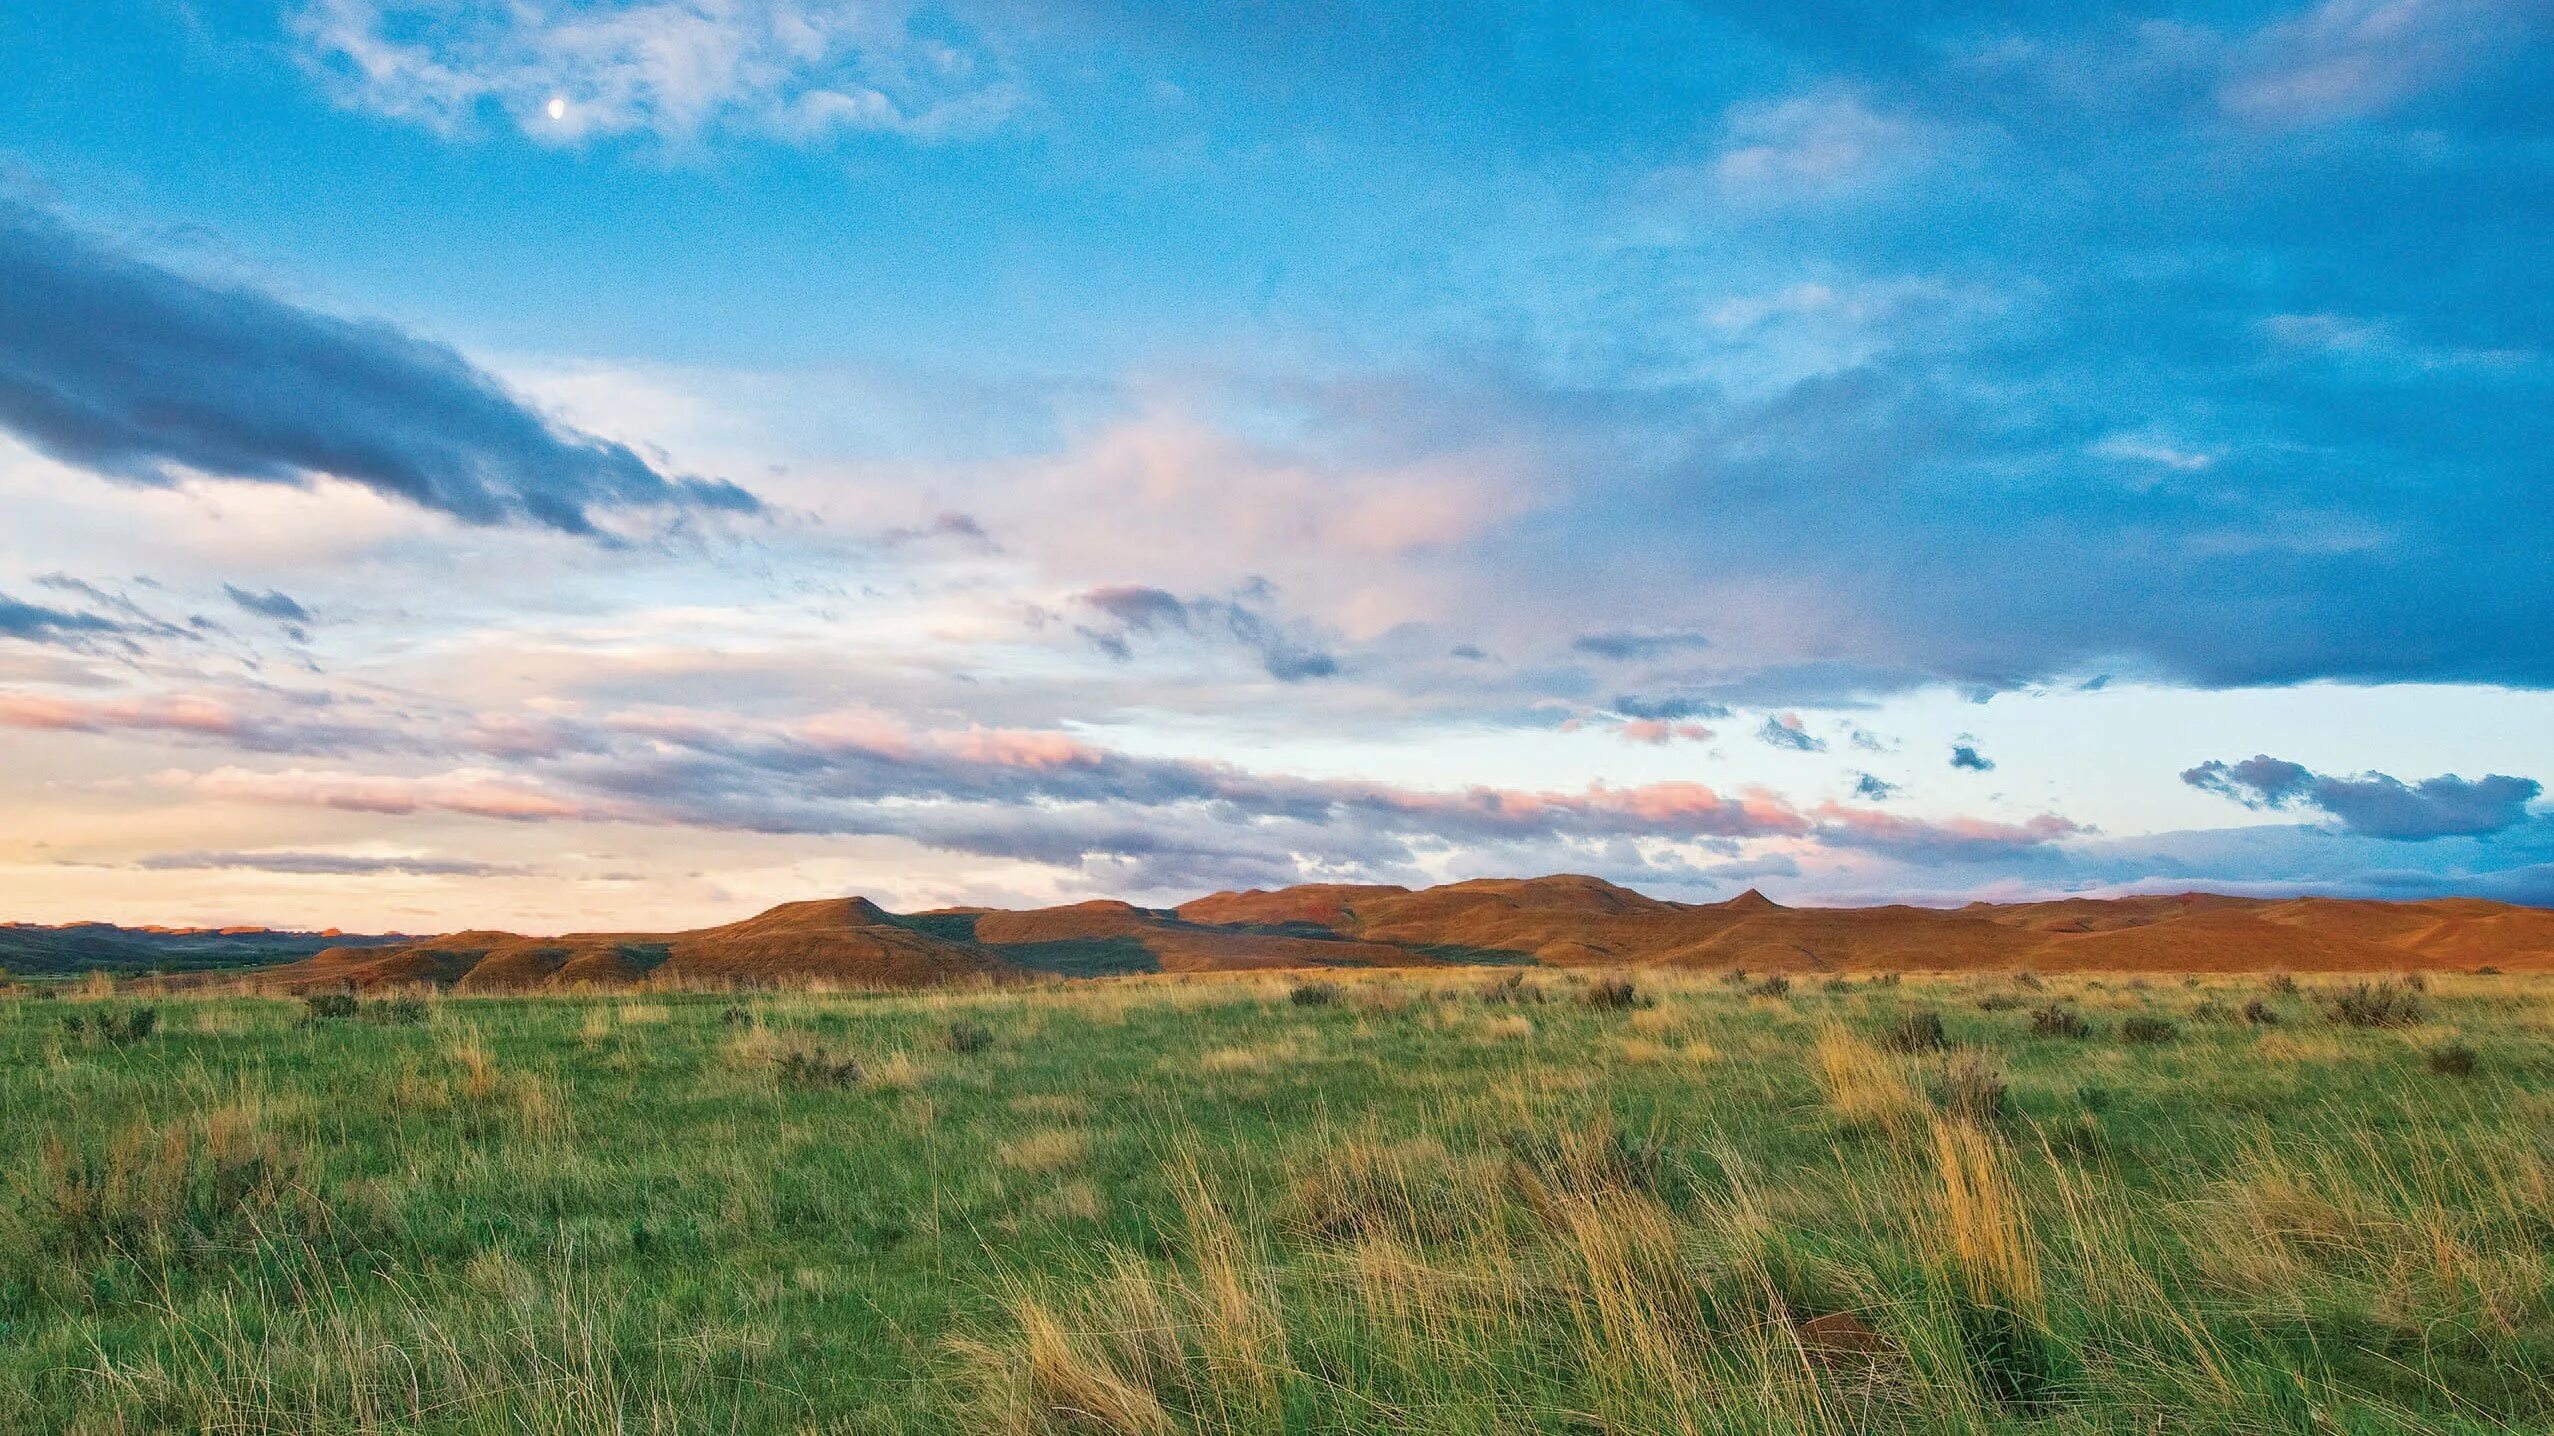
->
1076, 582, 1340, 682
134, 849, 526, 878
293, 0, 1017, 146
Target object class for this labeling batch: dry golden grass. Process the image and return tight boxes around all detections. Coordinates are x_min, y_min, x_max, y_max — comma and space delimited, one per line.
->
1000, 1128, 1090, 1175
1815, 1027, 1927, 1133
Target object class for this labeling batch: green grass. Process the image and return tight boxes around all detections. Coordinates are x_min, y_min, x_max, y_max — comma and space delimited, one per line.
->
1, 969, 2549, 1433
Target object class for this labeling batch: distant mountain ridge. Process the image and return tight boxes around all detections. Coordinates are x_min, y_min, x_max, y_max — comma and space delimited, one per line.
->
0, 921, 409, 976
188, 875, 2554, 992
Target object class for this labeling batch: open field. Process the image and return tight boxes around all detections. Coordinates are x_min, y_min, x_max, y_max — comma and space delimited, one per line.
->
5, 966, 2552, 1433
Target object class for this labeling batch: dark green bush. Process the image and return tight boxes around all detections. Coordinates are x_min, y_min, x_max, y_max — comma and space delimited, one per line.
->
2427, 1042, 2480, 1077
2119, 1015, 2177, 1045
1289, 979, 1343, 1008
301, 992, 360, 1022
1880, 1008, 1948, 1053
2330, 982, 2423, 1029
1581, 977, 1651, 1010
2029, 1004, 2092, 1039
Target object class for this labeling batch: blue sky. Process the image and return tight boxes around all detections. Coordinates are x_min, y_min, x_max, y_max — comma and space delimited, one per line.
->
0, 0, 2547, 929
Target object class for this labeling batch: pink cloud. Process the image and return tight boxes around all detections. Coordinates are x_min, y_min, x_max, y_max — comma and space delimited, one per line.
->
166, 766, 589, 822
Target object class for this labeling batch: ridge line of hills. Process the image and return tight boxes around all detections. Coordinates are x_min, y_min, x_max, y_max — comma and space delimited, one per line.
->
125, 875, 2554, 992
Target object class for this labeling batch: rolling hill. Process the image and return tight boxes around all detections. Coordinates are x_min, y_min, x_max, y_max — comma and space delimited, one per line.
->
0, 921, 407, 977
192, 875, 2554, 993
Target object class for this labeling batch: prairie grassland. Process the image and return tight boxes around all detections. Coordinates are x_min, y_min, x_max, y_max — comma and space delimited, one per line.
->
3, 967, 2550, 1433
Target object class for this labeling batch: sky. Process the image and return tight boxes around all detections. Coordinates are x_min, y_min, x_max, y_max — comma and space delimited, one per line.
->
0, 0, 2548, 932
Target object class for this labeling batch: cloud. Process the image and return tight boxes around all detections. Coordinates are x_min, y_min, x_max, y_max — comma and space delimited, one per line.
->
1571, 630, 1712, 660
1851, 772, 1900, 801
1949, 743, 1996, 772
1810, 805, 2085, 862
2184, 755, 2541, 840
0, 594, 124, 646
876, 510, 995, 550
1618, 718, 1713, 745
0, 201, 760, 536
223, 585, 314, 624
2219, 0, 2544, 126
1613, 694, 1733, 722
166, 766, 590, 822
1076, 582, 1340, 682
292, 0, 1016, 146
1710, 89, 1931, 197
133, 850, 525, 878
1757, 712, 1826, 752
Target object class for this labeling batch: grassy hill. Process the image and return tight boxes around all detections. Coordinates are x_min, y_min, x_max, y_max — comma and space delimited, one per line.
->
0, 921, 405, 977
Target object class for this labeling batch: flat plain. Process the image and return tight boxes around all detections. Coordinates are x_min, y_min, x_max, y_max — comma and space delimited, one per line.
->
4, 966, 2549, 1433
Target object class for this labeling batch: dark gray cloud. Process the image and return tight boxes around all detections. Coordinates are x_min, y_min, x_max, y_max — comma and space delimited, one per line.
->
0, 593, 123, 645
1571, 630, 1712, 661
1612, 694, 1732, 721
0, 201, 759, 535
224, 585, 313, 624
1851, 772, 1899, 801
1950, 743, 1996, 772
1756, 712, 1825, 752
1076, 581, 1339, 681
2185, 754, 2542, 840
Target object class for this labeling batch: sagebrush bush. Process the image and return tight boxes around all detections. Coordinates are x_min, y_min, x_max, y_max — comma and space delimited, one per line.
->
2427, 1041, 2480, 1077
1880, 1008, 1948, 1053
1934, 1051, 2011, 1124
2028, 1004, 2091, 1039
777, 1048, 863, 1087
1476, 971, 1546, 1005
364, 996, 429, 1025
1582, 976, 1651, 1010
2241, 998, 2279, 1026
1748, 974, 1792, 999
1288, 979, 1343, 1008
301, 992, 359, 1022
2119, 1015, 2177, 1045
945, 1020, 994, 1054
2330, 981, 2424, 1028
62, 1007, 158, 1045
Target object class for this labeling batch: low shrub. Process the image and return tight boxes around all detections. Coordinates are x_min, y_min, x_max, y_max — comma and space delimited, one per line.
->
1582, 977, 1651, 1011
63, 1007, 159, 1046
945, 1020, 994, 1054
2264, 973, 2299, 996
2119, 1015, 2178, 1045
2329, 981, 2424, 1029
301, 992, 360, 1022
2028, 1004, 2092, 1039
1477, 971, 1546, 1005
2427, 1041, 2480, 1078
1288, 979, 1343, 1008
364, 996, 430, 1026
1749, 974, 1793, 999
719, 1004, 756, 1028
1880, 1008, 1948, 1053
777, 1048, 864, 1087
1976, 993, 2025, 1013
2241, 998, 2279, 1026
1934, 1051, 2010, 1124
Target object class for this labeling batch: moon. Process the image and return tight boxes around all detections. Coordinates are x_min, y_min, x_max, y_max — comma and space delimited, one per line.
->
546, 97, 567, 121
